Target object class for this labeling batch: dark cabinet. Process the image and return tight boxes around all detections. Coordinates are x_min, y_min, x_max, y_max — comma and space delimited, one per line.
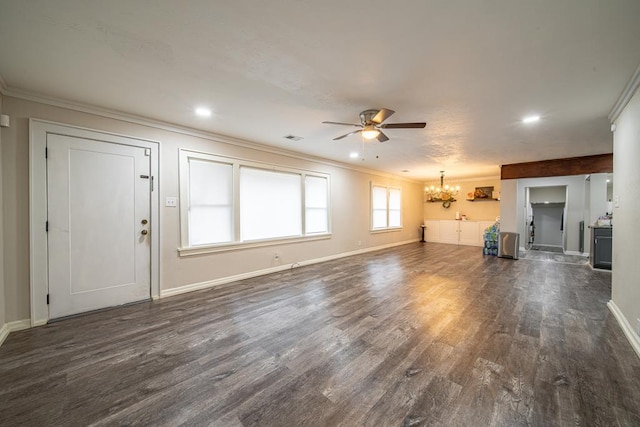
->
591, 227, 612, 270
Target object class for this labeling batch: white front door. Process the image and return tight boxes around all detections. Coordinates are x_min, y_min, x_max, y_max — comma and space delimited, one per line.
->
47, 134, 151, 319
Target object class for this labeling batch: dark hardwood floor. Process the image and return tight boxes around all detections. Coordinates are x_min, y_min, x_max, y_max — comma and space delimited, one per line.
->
1, 243, 639, 426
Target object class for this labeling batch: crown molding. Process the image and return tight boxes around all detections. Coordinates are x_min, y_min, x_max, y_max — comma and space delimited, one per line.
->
423, 174, 501, 184
3, 87, 423, 184
609, 61, 640, 124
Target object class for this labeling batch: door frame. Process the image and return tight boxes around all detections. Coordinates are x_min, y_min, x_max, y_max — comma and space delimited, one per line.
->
29, 119, 160, 326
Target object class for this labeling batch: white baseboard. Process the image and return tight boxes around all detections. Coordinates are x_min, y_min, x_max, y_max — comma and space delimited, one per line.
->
608, 300, 640, 360
564, 250, 583, 256
0, 319, 32, 347
161, 239, 419, 298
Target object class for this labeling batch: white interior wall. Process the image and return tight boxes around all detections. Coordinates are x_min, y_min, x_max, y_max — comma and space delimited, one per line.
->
1, 96, 424, 323
611, 84, 640, 352
589, 173, 609, 225
584, 178, 591, 254
0, 91, 5, 331
529, 186, 567, 204
531, 204, 564, 247
500, 175, 586, 254
499, 180, 517, 232
423, 177, 501, 221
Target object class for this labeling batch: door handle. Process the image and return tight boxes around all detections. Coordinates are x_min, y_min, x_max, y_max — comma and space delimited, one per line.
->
141, 229, 148, 235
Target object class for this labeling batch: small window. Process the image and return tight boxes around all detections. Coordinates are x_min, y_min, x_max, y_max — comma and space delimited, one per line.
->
188, 159, 233, 246
371, 184, 402, 231
305, 175, 329, 234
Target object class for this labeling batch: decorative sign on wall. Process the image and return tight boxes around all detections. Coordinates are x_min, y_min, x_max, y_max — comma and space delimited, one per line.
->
467, 186, 499, 201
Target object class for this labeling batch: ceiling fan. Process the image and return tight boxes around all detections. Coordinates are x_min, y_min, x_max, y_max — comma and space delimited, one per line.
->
322, 108, 426, 142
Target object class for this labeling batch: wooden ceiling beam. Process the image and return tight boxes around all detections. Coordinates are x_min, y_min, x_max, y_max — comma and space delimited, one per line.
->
501, 154, 612, 180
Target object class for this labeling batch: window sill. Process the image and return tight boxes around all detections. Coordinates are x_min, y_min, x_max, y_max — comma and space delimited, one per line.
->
370, 227, 403, 234
178, 233, 332, 257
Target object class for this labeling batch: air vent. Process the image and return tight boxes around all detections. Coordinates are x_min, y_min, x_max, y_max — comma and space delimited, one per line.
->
283, 135, 303, 141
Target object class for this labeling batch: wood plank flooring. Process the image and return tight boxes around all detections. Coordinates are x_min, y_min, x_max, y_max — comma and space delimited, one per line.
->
1, 242, 639, 426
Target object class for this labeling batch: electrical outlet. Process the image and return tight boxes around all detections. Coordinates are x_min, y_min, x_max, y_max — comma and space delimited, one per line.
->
165, 197, 177, 207
357, 240, 362, 246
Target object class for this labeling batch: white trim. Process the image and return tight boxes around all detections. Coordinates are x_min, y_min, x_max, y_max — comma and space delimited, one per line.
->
29, 119, 161, 326
424, 174, 501, 183
609, 61, 640, 123
162, 239, 419, 298
178, 233, 332, 256
564, 250, 586, 256
370, 228, 403, 234
0, 319, 32, 347
370, 182, 403, 232
608, 300, 640, 360
4, 87, 421, 184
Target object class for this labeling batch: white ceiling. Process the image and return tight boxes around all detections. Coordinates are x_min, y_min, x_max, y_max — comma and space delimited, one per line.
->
1, 0, 639, 181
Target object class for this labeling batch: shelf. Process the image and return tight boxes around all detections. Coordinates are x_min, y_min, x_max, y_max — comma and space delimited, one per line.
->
466, 198, 500, 202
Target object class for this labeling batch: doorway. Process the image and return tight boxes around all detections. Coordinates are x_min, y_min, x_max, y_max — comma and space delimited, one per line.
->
30, 120, 160, 325
47, 134, 152, 318
525, 185, 568, 253
531, 203, 565, 252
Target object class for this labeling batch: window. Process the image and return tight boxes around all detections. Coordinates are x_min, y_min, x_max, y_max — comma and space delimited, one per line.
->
240, 167, 302, 241
305, 175, 329, 234
179, 150, 331, 253
187, 159, 233, 246
371, 184, 402, 231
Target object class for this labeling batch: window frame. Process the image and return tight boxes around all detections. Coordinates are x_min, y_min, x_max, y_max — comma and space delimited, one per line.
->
370, 182, 403, 233
179, 149, 331, 256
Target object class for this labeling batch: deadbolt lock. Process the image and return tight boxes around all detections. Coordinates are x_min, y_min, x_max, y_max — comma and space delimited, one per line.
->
141, 219, 148, 225
141, 229, 148, 235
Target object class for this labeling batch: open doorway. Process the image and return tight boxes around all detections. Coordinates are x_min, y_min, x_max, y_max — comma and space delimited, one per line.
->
531, 203, 565, 252
525, 186, 568, 253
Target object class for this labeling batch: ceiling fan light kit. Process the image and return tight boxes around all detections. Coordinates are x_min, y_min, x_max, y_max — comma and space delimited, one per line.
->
322, 108, 426, 143
361, 125, 380, 140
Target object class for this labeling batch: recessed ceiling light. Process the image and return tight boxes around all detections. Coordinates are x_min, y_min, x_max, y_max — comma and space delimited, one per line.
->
349, 152, 359, 158
195, 107, 212, 117
522, 115, 540, 124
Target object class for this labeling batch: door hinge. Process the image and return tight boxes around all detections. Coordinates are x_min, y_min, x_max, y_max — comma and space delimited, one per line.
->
46, 221, 49, 232
45, 147, 48, 159
151, 176, 154, 192
46, 294, 50, 305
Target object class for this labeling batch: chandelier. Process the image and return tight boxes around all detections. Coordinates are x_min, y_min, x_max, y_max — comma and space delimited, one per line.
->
425, 171, 460, 207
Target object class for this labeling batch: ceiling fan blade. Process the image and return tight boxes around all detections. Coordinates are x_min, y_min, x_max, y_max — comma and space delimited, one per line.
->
334, 129, 363, 140
322, 121, 362, 127
372, 108, 395, 124
376, 131, 389, 142
379, 122, 427, 129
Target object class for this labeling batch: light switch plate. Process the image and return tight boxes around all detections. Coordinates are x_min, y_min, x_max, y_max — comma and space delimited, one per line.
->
165, 197, 177, 207
614, 195, 620, 208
